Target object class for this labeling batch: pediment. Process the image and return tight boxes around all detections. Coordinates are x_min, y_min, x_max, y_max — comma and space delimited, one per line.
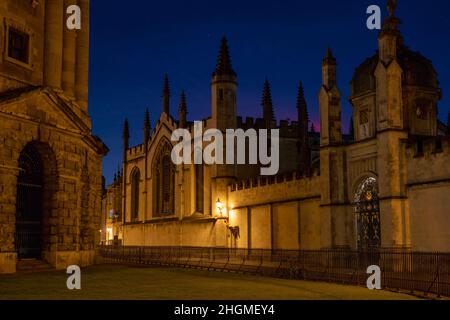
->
0, 87, 90, 134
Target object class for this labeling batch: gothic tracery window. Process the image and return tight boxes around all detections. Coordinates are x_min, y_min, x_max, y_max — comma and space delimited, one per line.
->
354, 177, 381, 250
154, 141, 175, 216
195, 164, 204, 213
130, 168, 140, 221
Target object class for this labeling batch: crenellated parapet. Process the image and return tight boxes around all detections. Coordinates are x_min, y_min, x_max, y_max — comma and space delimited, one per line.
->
405, 135, 450, 184
228, 170, 321, 209
229, 169, 320, 193
127, 144, 145, 160
236, 116, 300, 138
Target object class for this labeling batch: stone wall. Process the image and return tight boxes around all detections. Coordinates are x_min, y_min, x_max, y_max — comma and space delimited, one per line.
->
228, 173, 322, 250
405, 137, 450, 251
0, 90, 105, 273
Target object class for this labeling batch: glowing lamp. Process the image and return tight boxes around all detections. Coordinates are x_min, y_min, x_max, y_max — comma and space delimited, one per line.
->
216, 198, 225, 216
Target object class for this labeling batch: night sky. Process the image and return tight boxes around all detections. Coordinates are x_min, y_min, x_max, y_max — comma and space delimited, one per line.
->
89, 0, 450, 184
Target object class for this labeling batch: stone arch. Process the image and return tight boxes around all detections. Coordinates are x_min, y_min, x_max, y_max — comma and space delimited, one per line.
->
151, 138, 175, 217
14, 141, 58, 260
353, 174, 381, 250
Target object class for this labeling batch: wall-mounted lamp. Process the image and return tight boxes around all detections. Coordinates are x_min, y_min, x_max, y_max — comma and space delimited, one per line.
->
216, 198, 225, 217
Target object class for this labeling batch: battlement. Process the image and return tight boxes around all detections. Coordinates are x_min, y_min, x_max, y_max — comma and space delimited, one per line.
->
404, 135, 450, 186
186, 119, 208, 132
236, 116, 299, 138
404, 135, 450, 159
229, 168, 320, 193
127, 144, 145, 157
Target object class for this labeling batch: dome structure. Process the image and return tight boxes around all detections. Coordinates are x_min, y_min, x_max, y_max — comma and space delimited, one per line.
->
350, 46, 439, 97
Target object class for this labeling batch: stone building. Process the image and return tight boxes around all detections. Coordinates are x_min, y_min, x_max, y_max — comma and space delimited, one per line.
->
0, 0, 107, 274
104, 2, 450, 253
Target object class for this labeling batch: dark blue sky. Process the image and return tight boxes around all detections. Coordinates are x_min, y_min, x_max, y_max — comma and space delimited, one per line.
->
89, 0, 450, 184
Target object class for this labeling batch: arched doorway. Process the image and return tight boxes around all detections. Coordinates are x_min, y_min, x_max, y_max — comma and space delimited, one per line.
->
15, 144, 44, 259
354, 176, 381, 250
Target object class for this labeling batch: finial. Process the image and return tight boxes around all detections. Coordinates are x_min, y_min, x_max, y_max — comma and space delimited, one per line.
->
387, 0, 397, 17
323, 47, 336, 65
122, 118, 129, 140
261, 79, 275, 123
144, 108, 150, 131
297, 81, 308, 123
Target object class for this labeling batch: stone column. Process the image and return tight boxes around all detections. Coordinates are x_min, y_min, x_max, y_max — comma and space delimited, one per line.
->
44, 0, 64, 89
62, 0, 78, 98
377, 131, 410, 249
75, 0, 90, 112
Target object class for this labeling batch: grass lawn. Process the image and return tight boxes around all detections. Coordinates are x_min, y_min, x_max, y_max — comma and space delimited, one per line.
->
0, 264, 419, 300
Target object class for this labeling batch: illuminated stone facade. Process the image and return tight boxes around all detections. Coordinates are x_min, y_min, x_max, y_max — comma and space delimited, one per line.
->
104, 4, 450, 254
0, 0, 107, 274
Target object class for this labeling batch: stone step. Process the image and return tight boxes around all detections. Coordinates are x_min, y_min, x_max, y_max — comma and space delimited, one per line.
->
17, 259, 53, 273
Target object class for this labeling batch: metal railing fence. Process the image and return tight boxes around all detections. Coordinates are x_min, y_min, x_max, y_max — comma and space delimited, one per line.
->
97, 245, 450, 297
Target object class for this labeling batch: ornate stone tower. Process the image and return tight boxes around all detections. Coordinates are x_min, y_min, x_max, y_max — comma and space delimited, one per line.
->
374, 1, 409, 249
210, 37, 237, 217
319, 48, 347, 249
319, 48, 342, 147
211, 37, 237, 131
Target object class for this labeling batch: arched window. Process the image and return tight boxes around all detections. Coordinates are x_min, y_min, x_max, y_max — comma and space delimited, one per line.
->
354, 177, 381, 250
153, 141, 175, 216
130, 168, 140, 221
195, 164, 204, 213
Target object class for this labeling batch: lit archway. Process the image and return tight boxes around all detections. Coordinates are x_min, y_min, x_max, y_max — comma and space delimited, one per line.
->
354, 176, 381, 250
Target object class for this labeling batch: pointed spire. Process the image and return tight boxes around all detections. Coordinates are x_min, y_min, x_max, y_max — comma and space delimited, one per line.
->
447, 112, 450, 135
261, 78, 275, 127
213, 37, 236, 77
122, 118, 129, 161
296, 81, 309, 125
162, 74, 170, 115
114, 173, 117, 184
296, 81, 311, 174
387, 0, 397, 18
143, 108, 150, 144
322, 47, 336, 66
311, 122, 316, 133
179, 90, 187, 128
322, 47, 337, 89
122, 118, 129, 141
349, 116, 355, 140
